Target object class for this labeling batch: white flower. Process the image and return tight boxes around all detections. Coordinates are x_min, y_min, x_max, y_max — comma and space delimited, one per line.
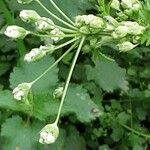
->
121, 0, 133, 9
112, 25, 129, 38
117, 41, 137, 52
35, 17, 54, 31
39, 123, 59, 144
111, 0, 120, 11
53, 87, 63, 99
121, 21, 145, 35
4, 25, 29, 39
75, 15, 104, 29
17, 0, 33, 4
24, 46, 49, 62
13, 82, 32, 101
50, 28, 65, 42
19, 10, 40, 23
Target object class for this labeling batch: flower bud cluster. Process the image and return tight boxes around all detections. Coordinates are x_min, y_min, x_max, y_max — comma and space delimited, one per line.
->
13, 82, 32, 101
112, 21, 145, 39
39, 123, 59, 144
75, 14, 105, 34
111, 0, 141, 12
112, 21, 145, 52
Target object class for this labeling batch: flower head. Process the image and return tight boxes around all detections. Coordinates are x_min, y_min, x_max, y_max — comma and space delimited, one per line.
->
4, 25, 29, 39
121, 0, 133, 9
75, 14, 105, 29
117, 41, 137, 52
35, 17, 55, 32
53, 87, 63, 99
50, 28, 65, 42
24, 45, 52, 62
111, 0, 120, 11
39, 123, 59, 144
13, 82, 32, 101
19, 10, 41, 23
121, 21, 145, 35
112, 25, 129, 38
17, 0, 33, 4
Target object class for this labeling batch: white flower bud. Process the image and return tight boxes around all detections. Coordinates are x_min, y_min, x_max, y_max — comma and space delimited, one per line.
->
132, 3, 141, 11
13, 82, 32, 101
24, 45, 52, 62
111, 0, 120, 11
4, 25, 29, 39
117, 41, 137, 52
50, 28, 65, 42
112, 25, 129, 38
121, 21, 145, 35
17, 0, 33, 4
121, 0, 133, 9
75, 15, 105, 29
19, 10, 41, 23
39, 123, 59, 144
35, 17, 55, 32
53, 87, 63, 99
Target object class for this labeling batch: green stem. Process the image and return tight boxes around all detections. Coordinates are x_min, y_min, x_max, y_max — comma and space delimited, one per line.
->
31, 32, 80, 39
0, 0, 26, 55
46, 37, 80, 53
121, 123, 150, 139
49, 0, 75, 25
35, 0, 77, 30
54, 36, 85, 125
31, 41, 79, 85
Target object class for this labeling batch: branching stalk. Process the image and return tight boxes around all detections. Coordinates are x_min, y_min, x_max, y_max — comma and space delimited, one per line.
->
31, 41, 79, 85
35, 0, 77, 30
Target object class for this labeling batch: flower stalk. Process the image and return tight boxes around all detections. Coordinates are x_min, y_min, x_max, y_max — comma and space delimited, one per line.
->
54, 36, 85, 125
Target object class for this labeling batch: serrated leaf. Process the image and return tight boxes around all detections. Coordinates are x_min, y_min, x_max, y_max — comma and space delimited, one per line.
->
86, 60, 129, 92
1, 116, 43, 150
10, 56, 58, 94
32, 85, 101, 122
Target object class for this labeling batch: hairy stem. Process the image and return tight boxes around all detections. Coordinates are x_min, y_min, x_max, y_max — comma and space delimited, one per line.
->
54, 36, 85, 125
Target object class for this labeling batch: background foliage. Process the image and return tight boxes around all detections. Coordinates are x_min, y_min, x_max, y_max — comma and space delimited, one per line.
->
0, 0, 150, 149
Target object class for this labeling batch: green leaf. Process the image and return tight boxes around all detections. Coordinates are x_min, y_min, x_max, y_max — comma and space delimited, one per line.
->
1, 116, 43, 150
32, 85, 101, 122
10, 56, 58, 94
86, 60, 129, 92
0, 62, 11, 76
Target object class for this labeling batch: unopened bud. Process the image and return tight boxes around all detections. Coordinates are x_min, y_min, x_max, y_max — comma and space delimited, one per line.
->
4, 25, 29, 39
13, 82, 32, 101
111, 0, 120, 11
121, 0, 132, 9
117, 41, 137, 52
35, 17, 54, 32
53, 87, 63, 99
50, 28, 65, 42
39, 123, 59, 144
19, 10, 40, 23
